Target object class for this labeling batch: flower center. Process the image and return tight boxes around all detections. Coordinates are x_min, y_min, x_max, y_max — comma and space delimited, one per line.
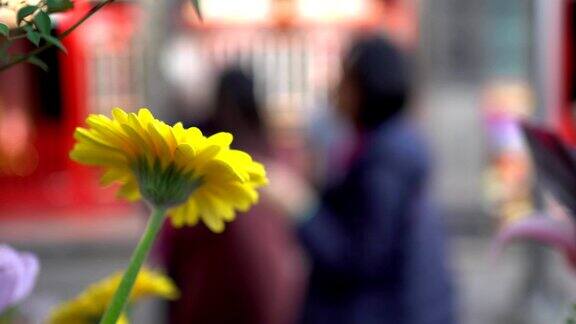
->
134, 158, 201, 209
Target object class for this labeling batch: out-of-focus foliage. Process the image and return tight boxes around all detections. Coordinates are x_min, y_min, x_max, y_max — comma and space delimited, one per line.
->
0, 0, 71, 71
0, 0, 202, 72
567, 304, 576, 324
191, 0, 201, 19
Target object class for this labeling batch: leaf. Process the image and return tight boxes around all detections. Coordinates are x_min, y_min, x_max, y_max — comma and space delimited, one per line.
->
191, 0, 202, 20
46, 0, 73, 13
27, 56, 48, 71
521, 123, 576, 216
0, 24, 9, 38
17, 5, 38, 26
24, 26, 41, 46
0, 43, 10, 64
34, 11, 51, 35
43, 34, 67, 53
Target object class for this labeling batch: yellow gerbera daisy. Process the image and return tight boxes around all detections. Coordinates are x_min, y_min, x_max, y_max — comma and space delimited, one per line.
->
48, 268, 179, 324
70, 107, 268, 233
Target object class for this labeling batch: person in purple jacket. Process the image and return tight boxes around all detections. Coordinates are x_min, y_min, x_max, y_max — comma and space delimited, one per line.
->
298, 34, 456, 324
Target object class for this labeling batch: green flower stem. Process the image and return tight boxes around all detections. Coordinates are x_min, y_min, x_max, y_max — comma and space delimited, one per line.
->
99, 207, 166, 324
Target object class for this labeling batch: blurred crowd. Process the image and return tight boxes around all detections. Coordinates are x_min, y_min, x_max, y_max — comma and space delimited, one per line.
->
3, 0, 576, 323
158, 33, 455, 324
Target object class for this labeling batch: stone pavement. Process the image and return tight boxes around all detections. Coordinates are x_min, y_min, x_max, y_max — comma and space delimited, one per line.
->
3, 214, 576, 324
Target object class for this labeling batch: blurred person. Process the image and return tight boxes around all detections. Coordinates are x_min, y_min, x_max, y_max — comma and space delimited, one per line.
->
160, 67, 306, 324
296, 35, 455, 324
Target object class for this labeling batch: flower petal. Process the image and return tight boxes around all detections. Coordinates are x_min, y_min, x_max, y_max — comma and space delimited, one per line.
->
10, 252, 39, 305
70, 107, 268, 232
493, 213, 576, 269
0, 245, 20, 312
117, 181, 141, 201
206, 132, 233, 148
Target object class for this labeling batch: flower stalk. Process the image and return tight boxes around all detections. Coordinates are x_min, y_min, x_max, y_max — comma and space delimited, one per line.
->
69, 107, 268, 321
99, 207, 166, 324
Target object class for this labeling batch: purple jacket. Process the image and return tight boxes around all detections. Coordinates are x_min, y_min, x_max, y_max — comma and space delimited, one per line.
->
299, 117, 455, 324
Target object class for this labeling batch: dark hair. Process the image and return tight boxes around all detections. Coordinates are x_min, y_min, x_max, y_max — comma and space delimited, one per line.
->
208, 67, 269, 154
343, 35, 410, 129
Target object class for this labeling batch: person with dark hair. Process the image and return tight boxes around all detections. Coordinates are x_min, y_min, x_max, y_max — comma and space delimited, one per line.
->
205, 68, 270, 154
297, 35, 456, 324
160, 67, 306, 324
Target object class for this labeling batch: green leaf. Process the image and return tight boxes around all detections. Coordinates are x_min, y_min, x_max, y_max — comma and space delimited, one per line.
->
46, 0, 73, 13
0, 24, 9, 38
43, 34, 67, 53
27, 56, 48, 71
34, 11, 51, 35
24, 26, 41, 46
191, 0, 202, 20
0, 43, 10, 64
17, 5, 38, 26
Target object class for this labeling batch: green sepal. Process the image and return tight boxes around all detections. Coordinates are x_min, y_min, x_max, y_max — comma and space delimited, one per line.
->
135, 159, 201, 209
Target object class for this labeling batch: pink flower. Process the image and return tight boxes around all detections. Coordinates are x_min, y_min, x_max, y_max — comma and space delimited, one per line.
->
494, 122, 576, 272
0, 244, 39, 313
494, 212, 576, 271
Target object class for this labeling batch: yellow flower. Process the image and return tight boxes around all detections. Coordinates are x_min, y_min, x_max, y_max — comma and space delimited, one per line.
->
70, 108, 268, 233
48, 268, 179, 324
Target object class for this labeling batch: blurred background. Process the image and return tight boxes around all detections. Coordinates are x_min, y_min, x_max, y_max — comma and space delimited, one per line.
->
0, 0, 575, 323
